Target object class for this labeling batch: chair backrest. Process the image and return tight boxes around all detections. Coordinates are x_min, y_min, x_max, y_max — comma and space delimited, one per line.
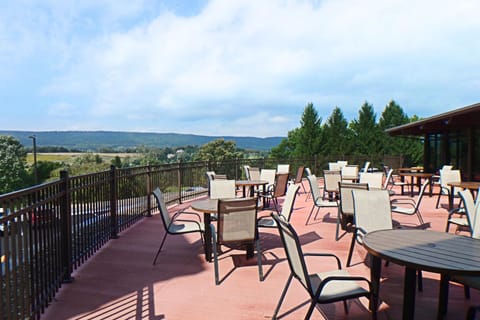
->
352, 189, 392, 234
260, 169, 276, 186
243, 165, 250, 180
305, 167, 312, 176
217, 197, 258, 244
271, 213, 312, 292
277, 164, 290, 174
248, 167, 261, 180
293, 166, 305, 184
338, 182, 369, 215
307, 175, 322, 203
458, 189, 476, 231
323, 170, 342, 193
362, 161, 371, 172
206, 171, 215, 182
341, 165, 359, 179
471, 195, 480, 239
273, 173, 289, 197
210, 180, 236, 199
359, 172, 384, 189
440, 169, 461, 188
328, 162, 342, 171
383, 168, 394, 189
337, 160, 348, 168
280, 184, 300, 221
152, 187, 171, 228
441, 165, 453, 171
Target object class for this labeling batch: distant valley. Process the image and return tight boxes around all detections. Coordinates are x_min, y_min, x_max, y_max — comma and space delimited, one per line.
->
0, 130, 284, 151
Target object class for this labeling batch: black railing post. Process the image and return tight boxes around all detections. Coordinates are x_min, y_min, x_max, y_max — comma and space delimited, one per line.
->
178, 160, 183, 203
110, 165, 118, 239
146, 165, 152, 217
60, 170, 74, 283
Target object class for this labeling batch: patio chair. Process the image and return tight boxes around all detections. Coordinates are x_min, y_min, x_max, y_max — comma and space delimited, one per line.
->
209, 179, 236, 199
359, 172, 384, 189
270, 213, 376, 320
347, 189, 392, 267
211, 197, 263, 285
360, 161, 371, 173
258, 173, 289, 212
248, 167, 261, 180
305, 167, 312, 176
243, 165, 251, 180
323, 170, 341, 200
328, 162, 342, 171
260, 168, 277, 192
341, 165, 359, 182
277, 164, 290, 174
391, 178, 430, 226
336, 182, 369, 241
306, 175, 337, 225
444, 195, 480, 311
257, 184, 300, 229
152, 187, 204, 265
436, 169, 462, 209
445, 189, 476, 234
290, 166, 307, 194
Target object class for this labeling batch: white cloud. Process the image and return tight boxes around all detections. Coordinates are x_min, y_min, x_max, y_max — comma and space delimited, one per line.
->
1, 0, 480, 136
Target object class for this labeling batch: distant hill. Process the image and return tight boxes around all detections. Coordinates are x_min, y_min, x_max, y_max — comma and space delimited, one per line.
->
0, 130, 284, 151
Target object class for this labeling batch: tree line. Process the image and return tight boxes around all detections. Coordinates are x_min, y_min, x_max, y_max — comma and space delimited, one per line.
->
270, 100, 422, 165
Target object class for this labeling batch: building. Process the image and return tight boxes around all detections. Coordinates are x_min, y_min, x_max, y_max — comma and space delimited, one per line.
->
386, 102, 480, 180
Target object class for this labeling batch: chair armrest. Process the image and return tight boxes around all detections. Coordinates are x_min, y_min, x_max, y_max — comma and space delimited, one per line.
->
174, 218, 204, 230
172, 210, 202, 221
315, 276, 372, 296
304, 253, 342, 269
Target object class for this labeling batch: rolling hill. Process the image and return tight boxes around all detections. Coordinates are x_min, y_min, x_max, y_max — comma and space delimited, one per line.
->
0, 130, 284, 151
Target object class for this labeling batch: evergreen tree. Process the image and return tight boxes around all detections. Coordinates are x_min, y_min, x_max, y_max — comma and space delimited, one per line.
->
321, 107, 353, 156
349, 102, 383, 156
270, 128, 300, 159
294, 103, 322, 157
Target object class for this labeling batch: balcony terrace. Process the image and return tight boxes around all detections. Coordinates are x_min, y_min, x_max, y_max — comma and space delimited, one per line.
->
40, 183, 478, 320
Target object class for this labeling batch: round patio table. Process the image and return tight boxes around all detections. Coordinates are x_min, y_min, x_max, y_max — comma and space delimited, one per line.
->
363, 229, 480, 320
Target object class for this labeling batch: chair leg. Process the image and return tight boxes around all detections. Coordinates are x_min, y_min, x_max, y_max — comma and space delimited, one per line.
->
272, 274, 294, 319
256, 239, 264, 281
343, 300, 349, 314
346, 231, 357, 267
304, 298, 317, 320
416, 210, 425, 226
465, 285, 471, 299
335, 208, 342, 241
305, 205, 316, 225
152, 232, 168, 265
417, 270, 423, 292
211, 225, 220, 285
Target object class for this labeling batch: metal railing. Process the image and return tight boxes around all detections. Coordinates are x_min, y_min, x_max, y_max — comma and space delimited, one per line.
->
0, 155, 403, 319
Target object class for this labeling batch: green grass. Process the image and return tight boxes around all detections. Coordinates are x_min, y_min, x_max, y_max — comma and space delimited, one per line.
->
26, 153, 143, 165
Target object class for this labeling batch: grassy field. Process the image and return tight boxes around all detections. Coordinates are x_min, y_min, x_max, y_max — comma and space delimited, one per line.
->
26, 153, 143, 165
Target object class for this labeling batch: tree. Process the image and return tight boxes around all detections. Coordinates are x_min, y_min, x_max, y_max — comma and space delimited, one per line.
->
321, 107, 353, 156
379, 100, 423, 165
0, 135, 29, 194
349, 102, 383, 156
294, 103, 322, 157
194, 139, 242, 162
270, 128, 300, 159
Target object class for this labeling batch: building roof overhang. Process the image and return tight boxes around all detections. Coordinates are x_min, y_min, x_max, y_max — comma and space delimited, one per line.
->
386, 102, 480, 136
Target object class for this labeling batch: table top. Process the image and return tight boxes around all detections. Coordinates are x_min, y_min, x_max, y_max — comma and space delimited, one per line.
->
235, 180, 269, 187
398, 172, 433, 178
191, 199, 218, 214
363, 229, 480, 276
448, 181, 480, 190
397, 167, 424, 173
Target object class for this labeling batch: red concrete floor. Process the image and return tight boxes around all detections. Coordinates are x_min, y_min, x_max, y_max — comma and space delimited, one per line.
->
41, 181, 479, 320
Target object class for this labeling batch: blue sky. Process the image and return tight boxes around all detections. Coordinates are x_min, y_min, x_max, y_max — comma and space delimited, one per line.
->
1, 0, 479, 137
